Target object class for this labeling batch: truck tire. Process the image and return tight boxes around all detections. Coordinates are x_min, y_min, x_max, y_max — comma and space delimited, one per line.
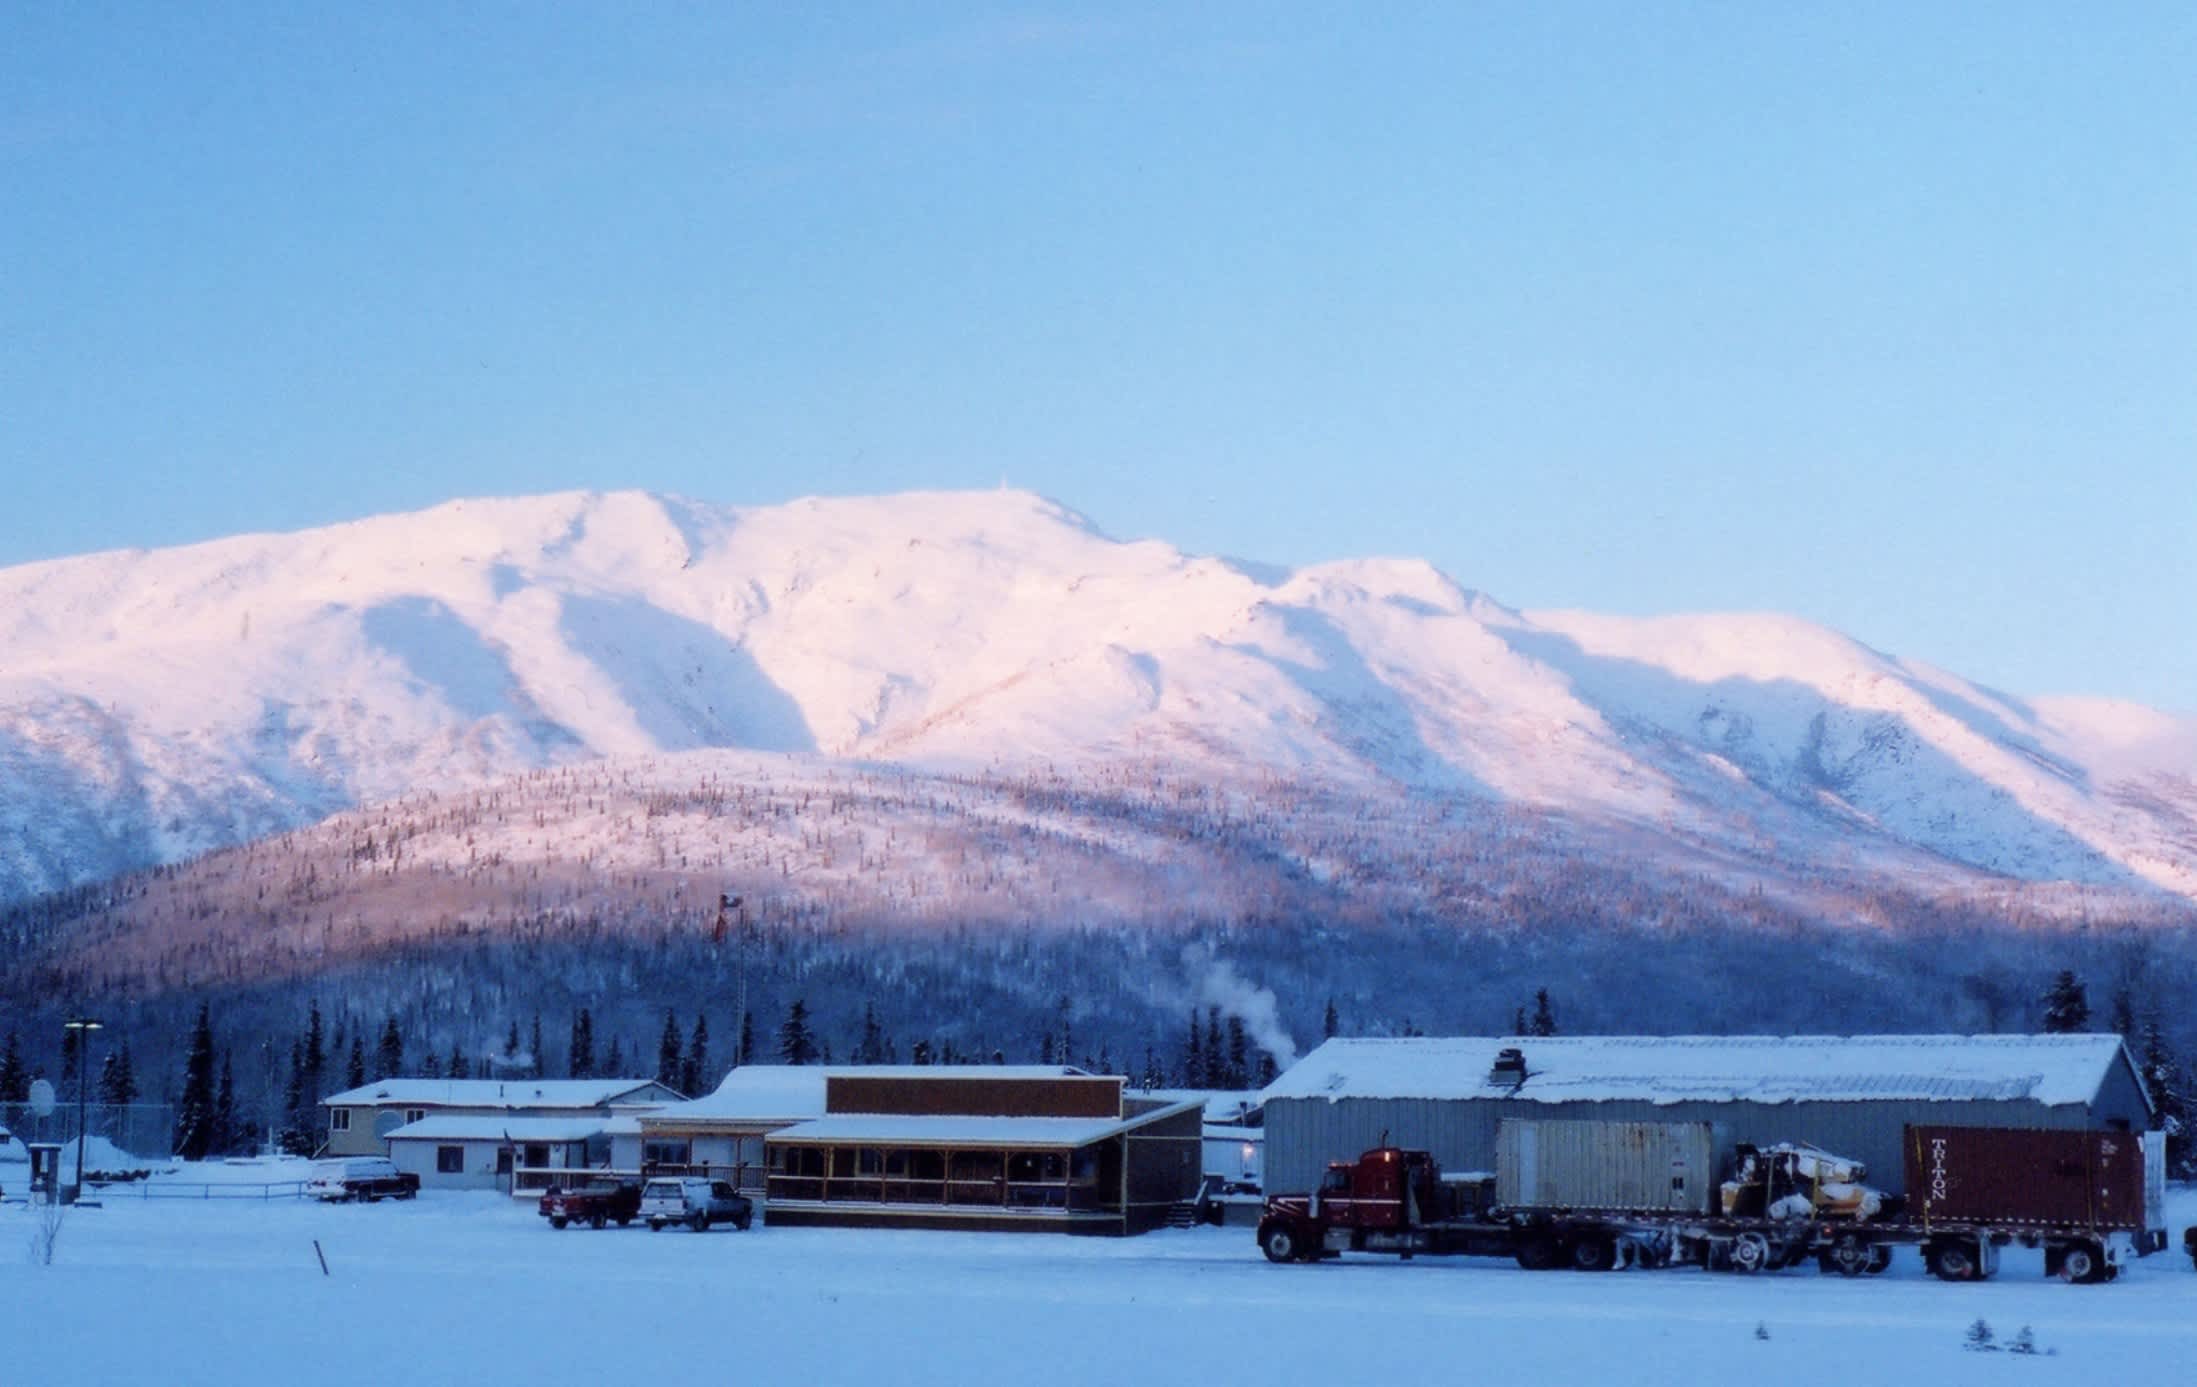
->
1823, 1233, 1871, 1277
617, 1216, 633, 1227
690, 1211, 710, 1232
735, 1208, 753, 1231
1513, 1235, 1562, 1271
1865, 1246, 1893, 1274
589, 1210, 607, 1231
549, 1216, 569, 1230
2056, 1241, 2105, 1284
1570, 1236, 1616, 1272
649, 1219, 664, 1231
1258, 1221, 1304, 1263
1728, 1232, 1772, 1274
1926, 1238, 1979, 1282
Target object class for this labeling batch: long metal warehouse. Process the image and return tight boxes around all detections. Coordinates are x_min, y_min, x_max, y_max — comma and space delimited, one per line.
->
1260, 1034, 2152, 1199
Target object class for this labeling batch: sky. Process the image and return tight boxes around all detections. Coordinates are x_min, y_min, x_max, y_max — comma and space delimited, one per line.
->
3, 4, 2191, 709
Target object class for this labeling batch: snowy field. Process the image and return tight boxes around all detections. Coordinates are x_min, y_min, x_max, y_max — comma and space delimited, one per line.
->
5, 1179, 2194, 1387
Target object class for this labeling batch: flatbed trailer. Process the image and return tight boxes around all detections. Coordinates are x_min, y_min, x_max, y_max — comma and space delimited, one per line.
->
1259, 1125, 2166, 1285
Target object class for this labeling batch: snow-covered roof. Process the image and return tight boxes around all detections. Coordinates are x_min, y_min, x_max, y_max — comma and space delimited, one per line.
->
1135, 1088, 1264, 1124
385, 1116, 610, 1142
770, 1099, 1201, 1150
641, 1065, 1104, 1127
1261, 1035, 2134, 1109
320, 1078, 675, 1110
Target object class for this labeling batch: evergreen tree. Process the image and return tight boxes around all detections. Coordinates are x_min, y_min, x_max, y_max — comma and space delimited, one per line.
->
449, 1044, 470, 1079
2140, 1018, 2191, 1177
1323, 999, 1339, 1040
910, 1038, 932, 1066
212, 1050, 237, 1157
777, 1000, 818, 1065
378, 1014, 405, 1079
61, 1024, 79, 1082
657, 1010, 683, 1087
737, 1011, 755, 1069
1204, 1008, 1225, 1088
569, 1008, 596, 1079
1140, 1045, 1165, 1090
420, 1051, 443, 1078
2109, 988, 2137, 1040
0, 1029, 27, 1103
1225, 1015, 1249, 1089
303, 1001, 326, 1102
98, 1041, 139, 1106
503, 1020, 522, 1071
1257, 1052, 1279, 1087
1056, 996, 1074, 1071
529, 1014, 545, 1079
280, 1038, 312, 1155
1181, 1012, 1202, 1087
2042, 972, 2091, 1033
1511, 1006, 1527, 1035
1530, 989, 1558, 1037
1038, 1031, 1057, 1065
346, 1036, 366, 1089
604, 1034, 626, 1077
682, 1014, 710, 1094
855, 1002, 886, 1065
172, 1004, 218, 1159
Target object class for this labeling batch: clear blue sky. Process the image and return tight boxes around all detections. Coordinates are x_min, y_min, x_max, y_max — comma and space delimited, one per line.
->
4, 4, 2191, 708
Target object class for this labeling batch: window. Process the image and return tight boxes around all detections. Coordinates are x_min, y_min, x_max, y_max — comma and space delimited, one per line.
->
436, 1146, 464, 1174
644, 1139, 691, 1167
404, 1109, 426, 1125
329, 1109, 351, 1132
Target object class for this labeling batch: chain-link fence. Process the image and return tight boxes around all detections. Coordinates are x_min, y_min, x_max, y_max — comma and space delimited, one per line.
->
2, 1099, 176, 1167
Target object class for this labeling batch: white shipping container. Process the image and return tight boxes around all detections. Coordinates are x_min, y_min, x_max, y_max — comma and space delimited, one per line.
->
1497, 1119, 1720, 1214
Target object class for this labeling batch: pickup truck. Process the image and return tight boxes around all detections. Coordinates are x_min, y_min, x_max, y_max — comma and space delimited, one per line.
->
306, 1157, 420, 1203
539, 1179, 642, 1230
640, 1176, 753, 1232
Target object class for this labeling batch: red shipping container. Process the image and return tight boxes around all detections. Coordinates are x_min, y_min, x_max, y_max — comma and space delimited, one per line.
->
1903, 1125, 2146, 1231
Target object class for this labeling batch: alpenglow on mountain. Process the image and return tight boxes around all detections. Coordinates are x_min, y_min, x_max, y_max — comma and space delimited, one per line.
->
2, 487, 2192, 905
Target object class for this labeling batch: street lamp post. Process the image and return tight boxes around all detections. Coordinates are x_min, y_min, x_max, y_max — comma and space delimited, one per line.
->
63, 1017, 103, 1201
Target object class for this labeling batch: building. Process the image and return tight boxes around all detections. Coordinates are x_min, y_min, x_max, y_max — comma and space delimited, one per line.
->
1260, 1034, 2153, 1199
615, 1066, 834, 1192
1134, 1089, 1266, 1192
384, 1115, 612, 1192
764, 1068, 1204, 1235
319, 1078, 684, 1157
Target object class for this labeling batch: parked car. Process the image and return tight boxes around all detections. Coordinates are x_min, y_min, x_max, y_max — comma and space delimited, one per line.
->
306, 1156, 421, 1203
2184, 1226, 2195, 1270
539, 1178, 642, 1230
640, 1176, 752, 1232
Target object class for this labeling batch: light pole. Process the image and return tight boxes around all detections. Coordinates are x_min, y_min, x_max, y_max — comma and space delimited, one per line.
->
718, 894, 749, 1066
63, 1017, 103, 1201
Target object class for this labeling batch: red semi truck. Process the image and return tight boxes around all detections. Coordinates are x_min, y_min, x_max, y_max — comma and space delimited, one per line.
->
1259, 1120, 2166, 1284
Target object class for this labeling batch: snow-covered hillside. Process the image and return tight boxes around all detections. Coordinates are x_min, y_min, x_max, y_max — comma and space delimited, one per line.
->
3, 487, 2193, 903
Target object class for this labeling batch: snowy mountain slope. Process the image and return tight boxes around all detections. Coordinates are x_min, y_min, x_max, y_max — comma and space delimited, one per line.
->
2, 487, 2193, 904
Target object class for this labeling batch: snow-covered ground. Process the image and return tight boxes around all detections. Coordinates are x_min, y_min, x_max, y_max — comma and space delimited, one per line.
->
6, 1180, 2193, 1386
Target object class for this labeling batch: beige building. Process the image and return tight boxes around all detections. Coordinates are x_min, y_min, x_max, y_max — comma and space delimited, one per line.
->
320, 1077, 683, 1157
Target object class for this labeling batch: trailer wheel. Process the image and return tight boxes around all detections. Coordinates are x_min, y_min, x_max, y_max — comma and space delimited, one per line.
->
1823, 1233, 1872, 1277
1728, 1232, 1772, 1274
1926, 1238, 1980, 1282
1570, 1236, 1617, 1272
1258, 1220, 1304, 1264
1512, 1234, 1562, 1271
1864, 1246, 1893, 1274
2056, 1241, 2105, 1285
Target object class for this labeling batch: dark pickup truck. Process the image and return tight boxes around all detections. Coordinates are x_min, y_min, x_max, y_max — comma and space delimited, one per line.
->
306, 1157, 421, 1202
539, 1179, 643, 1230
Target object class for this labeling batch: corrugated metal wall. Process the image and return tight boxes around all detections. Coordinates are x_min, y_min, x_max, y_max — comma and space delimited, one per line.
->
1265, 1093, 2130, 1199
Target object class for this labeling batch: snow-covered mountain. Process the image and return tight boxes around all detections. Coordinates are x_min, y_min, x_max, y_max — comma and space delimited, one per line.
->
3, 487, 2193, 905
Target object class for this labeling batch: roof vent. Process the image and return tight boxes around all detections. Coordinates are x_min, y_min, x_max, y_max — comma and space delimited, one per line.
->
1490, 1047, 1528, 1087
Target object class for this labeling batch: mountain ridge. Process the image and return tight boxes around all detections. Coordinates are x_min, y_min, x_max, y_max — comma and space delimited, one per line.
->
3, 486, 2194, 906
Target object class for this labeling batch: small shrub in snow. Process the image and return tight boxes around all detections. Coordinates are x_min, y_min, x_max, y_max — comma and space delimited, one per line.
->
2008, 1326, 2037, 1356
1753, 1323, 1770, 1341
1963, 1318, 1997, 1352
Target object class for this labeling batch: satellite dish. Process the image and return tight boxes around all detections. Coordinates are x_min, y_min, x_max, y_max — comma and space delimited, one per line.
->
28, 1078, 57, 1117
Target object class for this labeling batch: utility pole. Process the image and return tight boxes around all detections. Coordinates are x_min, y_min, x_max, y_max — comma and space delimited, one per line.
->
720, 894, 750, 1066
63, 1017, 103, 1201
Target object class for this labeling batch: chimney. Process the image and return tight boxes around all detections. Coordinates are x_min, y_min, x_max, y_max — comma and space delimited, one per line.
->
1490, 1047, 1528, 1087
